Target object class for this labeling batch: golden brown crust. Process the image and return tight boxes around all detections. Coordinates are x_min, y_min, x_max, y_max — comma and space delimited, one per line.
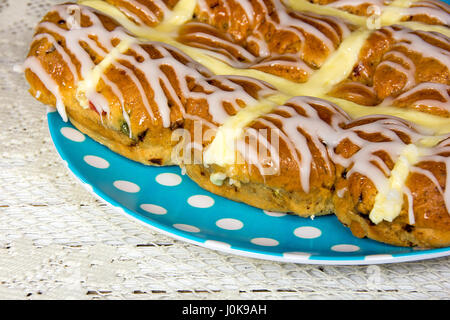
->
332, 192, 450, 248
25, 10, 182, 165
330, 26, 450, 117
185, 164, 335, 217
333, 120, 450, 248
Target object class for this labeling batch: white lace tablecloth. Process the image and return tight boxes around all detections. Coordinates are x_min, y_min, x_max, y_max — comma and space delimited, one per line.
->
0, 0, 449, 300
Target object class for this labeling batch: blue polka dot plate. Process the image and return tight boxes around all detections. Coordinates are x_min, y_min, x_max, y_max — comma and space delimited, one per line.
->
48, 109, 450, 265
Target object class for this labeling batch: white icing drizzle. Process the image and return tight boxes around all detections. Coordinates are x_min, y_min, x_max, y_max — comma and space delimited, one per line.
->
389, 27, 450, 67
255, 97, 348, 192
195, 0, 352, 62
393, 82, 450, 115
238, 0, 256, 25
30, 6, 133, 119
76, 38, 134, 111
102, 73, 132, 137
251, 54, 314, 76
115, 0, 170, 25
286, 0, 450, 36
23, 56, 67, 121
179, 22, 257, 67
129, 0, 167, 22
404, 0, 450, 25
119, 5, 148, 25
32, 33, 80, 83
403, 6, 450, 25
270, 0, 336, 54
403, 186, 415, 225
246, 34, 270, 57
332, 24, 450, 117
380, 50, 416, 90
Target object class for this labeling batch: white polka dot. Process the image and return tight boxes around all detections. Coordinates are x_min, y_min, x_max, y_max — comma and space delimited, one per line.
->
187, 195, 215, 208
83, 155, 110, 169
293, 226, 322, 239
216, 218, 244, 230
140, 204, 167, 215
263, 210, 287, 217
113, 180, 140, 193
204, 240, 232, 249
173, 224, 200, 233
250, 237, 279, 247
331, 244, 360, 252
60, 127, 85, 142
155, 173, 182, 186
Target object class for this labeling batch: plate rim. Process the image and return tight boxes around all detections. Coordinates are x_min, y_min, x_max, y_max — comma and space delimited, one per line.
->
47, 109, 450, 265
